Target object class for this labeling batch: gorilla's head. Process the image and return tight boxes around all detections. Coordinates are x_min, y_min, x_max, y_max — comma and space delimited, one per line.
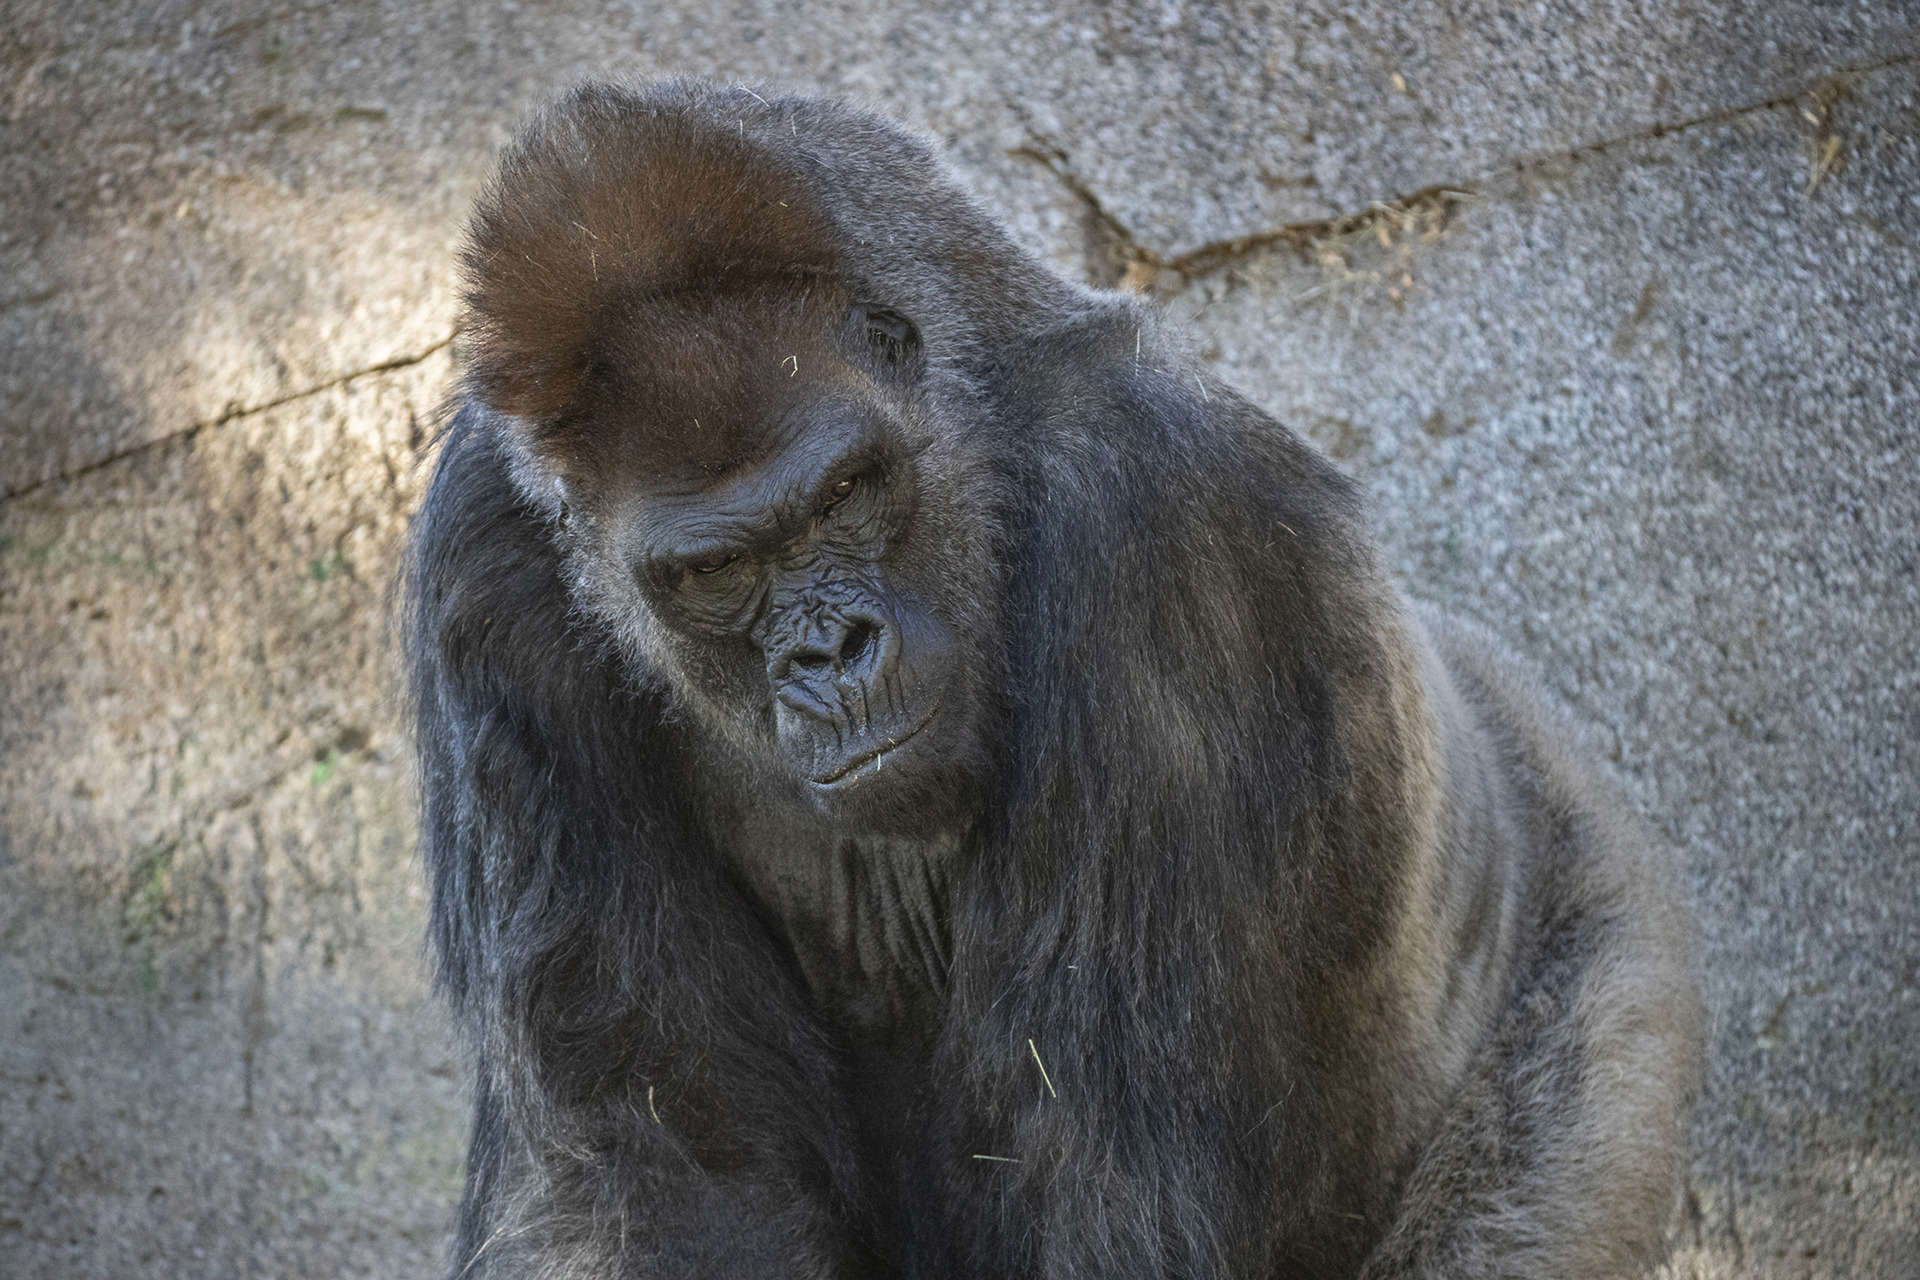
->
449, 84, 1100, 830
469, 276, 1003, 826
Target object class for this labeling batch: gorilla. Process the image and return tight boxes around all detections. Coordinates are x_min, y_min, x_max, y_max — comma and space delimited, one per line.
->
406, 80, 1704, 1279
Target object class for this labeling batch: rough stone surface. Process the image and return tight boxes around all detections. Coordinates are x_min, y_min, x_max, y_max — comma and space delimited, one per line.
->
1, 2, 1914, 1276
0, 356, 463, 1276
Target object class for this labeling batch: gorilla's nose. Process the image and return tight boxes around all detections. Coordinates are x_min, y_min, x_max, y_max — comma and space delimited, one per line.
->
792, 618, 876, 672
769, 612, 892, 721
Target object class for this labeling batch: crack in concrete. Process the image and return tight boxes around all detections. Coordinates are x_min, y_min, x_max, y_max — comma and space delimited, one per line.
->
1, 334, 455, 505
8, 50, 1917, 506
0, 287, 65, 317
1017, 50, 1920, 288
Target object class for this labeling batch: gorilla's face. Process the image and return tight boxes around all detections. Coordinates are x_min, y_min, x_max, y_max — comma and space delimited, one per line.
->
518, 294, 999, 828
630, 372, 966, 802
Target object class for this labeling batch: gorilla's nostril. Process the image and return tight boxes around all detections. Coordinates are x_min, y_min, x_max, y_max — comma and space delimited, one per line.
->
782, 622, 876, 676
839, 623, 876, 667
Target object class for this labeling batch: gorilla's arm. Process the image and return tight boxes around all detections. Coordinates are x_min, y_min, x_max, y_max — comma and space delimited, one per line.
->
915, 327, 1452, 1277
1356, 616, 1704, 1279
407, 413, 873, 1278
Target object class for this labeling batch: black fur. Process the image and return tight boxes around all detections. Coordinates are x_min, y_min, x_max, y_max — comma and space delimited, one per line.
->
406, 80, 1703, 1279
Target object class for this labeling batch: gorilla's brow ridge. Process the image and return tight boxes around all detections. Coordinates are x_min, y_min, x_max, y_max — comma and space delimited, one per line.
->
636, 417, 892, 559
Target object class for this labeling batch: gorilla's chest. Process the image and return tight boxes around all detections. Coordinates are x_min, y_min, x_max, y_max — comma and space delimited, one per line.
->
730, 824, 959, 1039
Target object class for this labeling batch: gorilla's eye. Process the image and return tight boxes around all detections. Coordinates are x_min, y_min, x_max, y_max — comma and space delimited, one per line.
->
822, 476, 857, 510
689, 551, 738, 574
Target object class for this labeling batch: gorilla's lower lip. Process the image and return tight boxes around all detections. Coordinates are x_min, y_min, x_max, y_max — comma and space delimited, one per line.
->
811, 701, 941, 787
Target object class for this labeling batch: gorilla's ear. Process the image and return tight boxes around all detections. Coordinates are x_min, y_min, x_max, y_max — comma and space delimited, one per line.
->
853, 303, 922, 374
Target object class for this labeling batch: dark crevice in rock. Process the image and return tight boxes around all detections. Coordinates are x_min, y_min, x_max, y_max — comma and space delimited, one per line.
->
1, 334, 455, 504
1007, 138, 1152, 289
0, 287, 64, 316
1013, 49, 1920, 291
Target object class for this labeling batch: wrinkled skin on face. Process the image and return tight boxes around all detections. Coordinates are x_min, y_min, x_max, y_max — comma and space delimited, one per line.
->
512, 291, 995, 828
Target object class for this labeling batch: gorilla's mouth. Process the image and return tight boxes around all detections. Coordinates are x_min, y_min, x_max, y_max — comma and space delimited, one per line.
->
811, 700, 941, 787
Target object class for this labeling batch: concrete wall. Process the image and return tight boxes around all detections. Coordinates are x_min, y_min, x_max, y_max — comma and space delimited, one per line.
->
2, 3, 1915, 1276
